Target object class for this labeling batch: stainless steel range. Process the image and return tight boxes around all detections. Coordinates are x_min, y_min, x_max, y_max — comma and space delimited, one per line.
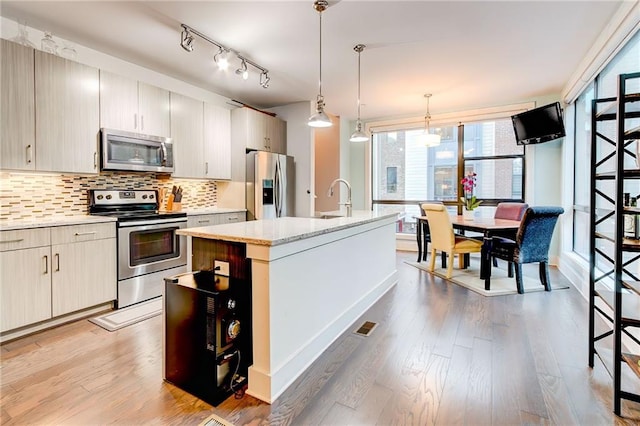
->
89, 189, 187, 308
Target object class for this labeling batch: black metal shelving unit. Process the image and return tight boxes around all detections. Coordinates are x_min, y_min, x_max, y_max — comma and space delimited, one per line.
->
589, 71, 640, 416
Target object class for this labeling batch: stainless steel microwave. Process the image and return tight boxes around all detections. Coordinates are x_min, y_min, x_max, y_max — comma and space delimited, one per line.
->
101, 128, 174, 173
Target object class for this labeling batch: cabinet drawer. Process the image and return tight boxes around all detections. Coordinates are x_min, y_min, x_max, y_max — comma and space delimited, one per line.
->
218, 212, 245, 223
51, 222, 115, 244
188, 215, 219, 228
0, 228, 50, 252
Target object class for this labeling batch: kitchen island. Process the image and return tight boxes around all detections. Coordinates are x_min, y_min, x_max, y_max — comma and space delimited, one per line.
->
177, 211, 398, 403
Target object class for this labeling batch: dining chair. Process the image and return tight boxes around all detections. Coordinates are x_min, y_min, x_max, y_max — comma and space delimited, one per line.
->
489, 206, 564, 294
422, 203, 483, 278
419, 202, 447, 267
492, 202, 529, 269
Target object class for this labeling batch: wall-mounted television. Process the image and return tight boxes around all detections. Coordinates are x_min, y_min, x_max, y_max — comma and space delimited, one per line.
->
511, 102, 566, 145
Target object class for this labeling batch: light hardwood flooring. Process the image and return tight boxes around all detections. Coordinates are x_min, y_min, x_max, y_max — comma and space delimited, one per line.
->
2, 251, 640, 425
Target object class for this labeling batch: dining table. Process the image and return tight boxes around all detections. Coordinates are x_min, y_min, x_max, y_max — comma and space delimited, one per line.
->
416, 215, 521, 290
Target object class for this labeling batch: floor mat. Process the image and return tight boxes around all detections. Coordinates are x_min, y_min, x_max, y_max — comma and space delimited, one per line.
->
89, 298, 162, 331
406, 260, 569, 296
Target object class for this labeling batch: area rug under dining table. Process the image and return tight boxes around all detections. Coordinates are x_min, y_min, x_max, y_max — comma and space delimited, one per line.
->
406, 257, 569, 296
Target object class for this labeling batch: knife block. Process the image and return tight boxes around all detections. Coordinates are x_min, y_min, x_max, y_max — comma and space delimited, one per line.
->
166, 195, 182, 212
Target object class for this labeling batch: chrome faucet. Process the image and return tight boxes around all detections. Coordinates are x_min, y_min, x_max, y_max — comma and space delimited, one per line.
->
327, 178, 352, 217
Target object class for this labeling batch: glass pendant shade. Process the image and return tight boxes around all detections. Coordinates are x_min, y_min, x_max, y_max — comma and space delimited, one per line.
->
349, 121, 369, 142
308, 109, 332, 127
420, 132, 441, 147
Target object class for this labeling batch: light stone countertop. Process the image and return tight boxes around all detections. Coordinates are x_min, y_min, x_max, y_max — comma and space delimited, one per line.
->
177, 210, 398, 246
0, 215, 117, 231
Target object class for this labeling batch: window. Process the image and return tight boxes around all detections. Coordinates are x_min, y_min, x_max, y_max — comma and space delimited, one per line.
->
571, 30, 639, 260
372, 116, 525, 235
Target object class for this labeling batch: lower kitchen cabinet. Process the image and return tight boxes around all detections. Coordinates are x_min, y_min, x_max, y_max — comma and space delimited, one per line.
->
51, 236, 116, 316
0, 222, 116, 334
0, 246, 52, 332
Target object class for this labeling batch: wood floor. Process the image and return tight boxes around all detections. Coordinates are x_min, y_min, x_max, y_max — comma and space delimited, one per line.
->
2, 251, 640, 425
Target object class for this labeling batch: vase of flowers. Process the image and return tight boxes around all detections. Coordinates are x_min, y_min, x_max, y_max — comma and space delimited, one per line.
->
460, 172, 481, 219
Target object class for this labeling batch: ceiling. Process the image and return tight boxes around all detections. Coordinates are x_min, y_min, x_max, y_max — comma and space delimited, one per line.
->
0, 1, 623, 121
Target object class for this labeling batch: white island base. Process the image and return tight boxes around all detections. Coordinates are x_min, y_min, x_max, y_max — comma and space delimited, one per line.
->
179, 212, 398, 403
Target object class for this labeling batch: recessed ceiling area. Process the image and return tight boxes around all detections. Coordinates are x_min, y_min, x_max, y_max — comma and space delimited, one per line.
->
0, 1, 623, 121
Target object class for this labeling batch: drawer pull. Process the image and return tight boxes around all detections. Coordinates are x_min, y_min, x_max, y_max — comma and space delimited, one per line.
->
43, 255, 48, 274
198, 220, 211, 224
0, 239, 24, 244
227, 217, 237, 221
55, 253, 60, 272
74, 231, 97, 236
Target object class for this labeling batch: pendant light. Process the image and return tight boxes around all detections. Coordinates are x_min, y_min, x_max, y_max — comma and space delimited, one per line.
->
308, 0, 332, 128
419, 94, 441, 147
349, 44, 369, 142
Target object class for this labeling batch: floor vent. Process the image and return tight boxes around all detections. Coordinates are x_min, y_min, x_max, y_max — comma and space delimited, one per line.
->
199, 413, 235, 426
354, 321, 378, 337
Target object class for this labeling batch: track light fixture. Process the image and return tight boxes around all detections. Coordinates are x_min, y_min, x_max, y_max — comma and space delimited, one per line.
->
214, 47, 229, 70
180, 28, 194, 52
235, 59, 249, 80
308, 0, 332, 128
260, 71, 271, 88
179, 23, 270, 89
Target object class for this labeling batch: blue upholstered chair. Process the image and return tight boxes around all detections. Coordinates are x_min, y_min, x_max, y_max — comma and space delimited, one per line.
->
489, 206, 564, 294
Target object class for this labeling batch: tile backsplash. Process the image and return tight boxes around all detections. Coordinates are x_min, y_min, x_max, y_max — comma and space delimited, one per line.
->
0, 171, 217, 221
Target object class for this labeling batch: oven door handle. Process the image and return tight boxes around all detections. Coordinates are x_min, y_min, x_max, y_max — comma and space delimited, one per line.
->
118, 217, 187, 227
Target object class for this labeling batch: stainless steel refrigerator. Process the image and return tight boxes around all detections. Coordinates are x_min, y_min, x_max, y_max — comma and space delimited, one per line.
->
246, 151, 295, 220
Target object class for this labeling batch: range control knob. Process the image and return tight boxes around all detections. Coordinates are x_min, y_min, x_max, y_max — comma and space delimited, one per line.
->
149, 194, 154, 199
106, 195, 112, 200
142, 195, 147, 199
97, 195, 103, 200
227, 320, 241, 340
227, 299, 236, 310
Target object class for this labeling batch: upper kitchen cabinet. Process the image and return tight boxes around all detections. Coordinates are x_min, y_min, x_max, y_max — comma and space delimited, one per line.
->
35, 50, 100, 173
171, 92, 204, 178
203, 103, 231, 180
1, 39, 35, 171
99, 71, 170, 137
232, 107, 287, 153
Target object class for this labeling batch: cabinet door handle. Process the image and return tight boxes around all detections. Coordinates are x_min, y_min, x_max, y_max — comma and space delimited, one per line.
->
141, 115, 144, 131
94, 152, 97, 169
26, 144, 32, 164
74, 231, 97, 236
43, 255, 48, 274
205, 162, 209, 174
54, 253, 60, 272
134, 113, 138, 129
0, 238, 24, 244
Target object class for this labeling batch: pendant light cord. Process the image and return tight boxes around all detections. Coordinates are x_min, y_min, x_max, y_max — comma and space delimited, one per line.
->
318, 12, 323, 98
357, 46, 361, 119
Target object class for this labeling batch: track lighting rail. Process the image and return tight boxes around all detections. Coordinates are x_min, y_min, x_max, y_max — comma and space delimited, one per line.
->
180, 23, 270, 88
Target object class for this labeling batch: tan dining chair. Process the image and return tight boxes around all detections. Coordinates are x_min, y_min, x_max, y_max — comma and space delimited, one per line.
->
422, 203, 483, 278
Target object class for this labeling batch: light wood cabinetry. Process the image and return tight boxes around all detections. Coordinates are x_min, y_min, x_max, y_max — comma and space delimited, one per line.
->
204, 102, 231, 180
100, 70, 170, 137
232, 107, 287, 153
187, 211, 245, 228
171, 92, 204, 178
0, 228, 52, 332
1, 39, 35, 171
186, 211, 245, 270
35, 50, 100, 173
0, 223, 116, 333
